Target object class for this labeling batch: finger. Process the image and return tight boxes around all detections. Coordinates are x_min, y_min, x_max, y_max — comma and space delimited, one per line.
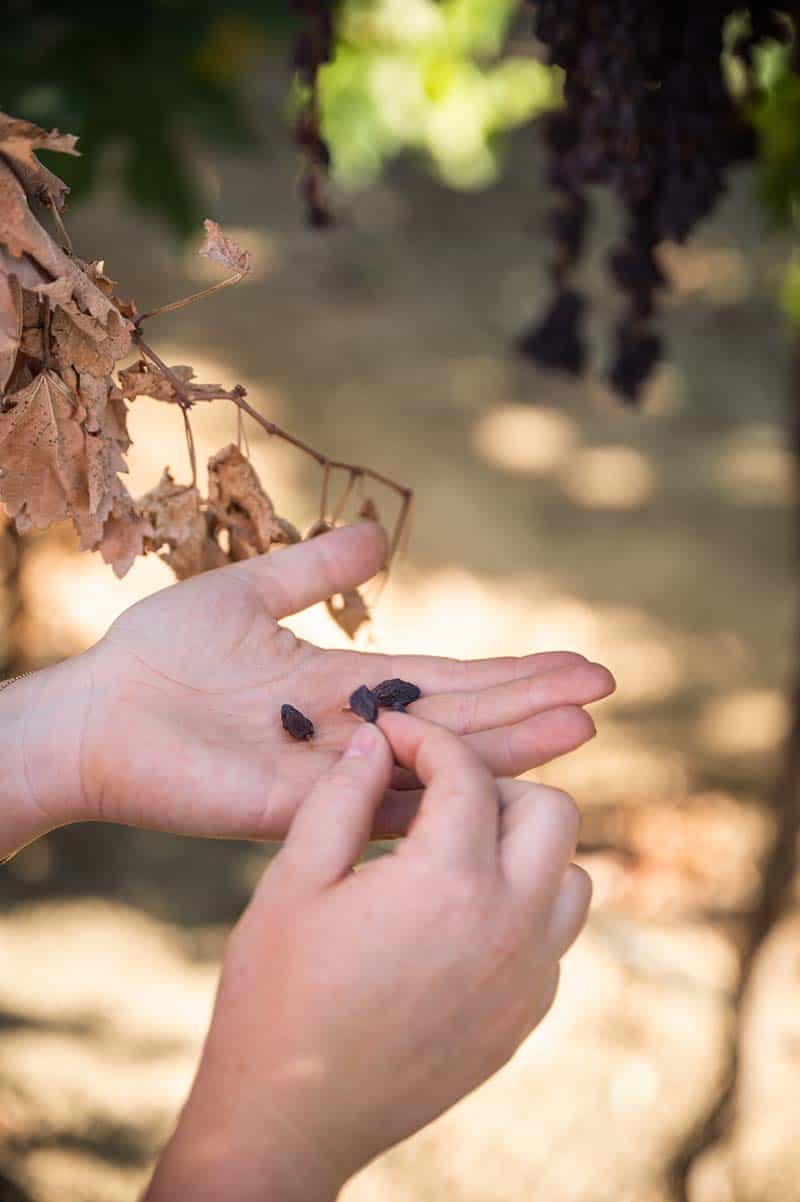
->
498, 781, 580, 905
465, 706, 596, 778
369, 650, 601, 696
388, 704, 596, 792
228, 522, 388, 619
376, 706, 596, 835
520, 964, 560, 1041
276, 722, 394, 889
410, 662, 615, 735
547, 864, 592, 958
372, 788, 423, 838
378, 712, 499, 867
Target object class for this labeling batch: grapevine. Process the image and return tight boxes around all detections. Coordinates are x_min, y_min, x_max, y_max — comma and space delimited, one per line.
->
0, 112, 412, 640
516, 1, 791, 402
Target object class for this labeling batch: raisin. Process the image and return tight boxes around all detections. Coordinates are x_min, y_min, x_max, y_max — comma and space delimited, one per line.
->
281, 703, 314, 741
349, 684, 379, 723
373, 678, 421, 710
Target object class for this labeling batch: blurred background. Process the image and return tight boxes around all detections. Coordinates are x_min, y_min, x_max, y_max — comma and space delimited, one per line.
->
1, 2, 799, 1200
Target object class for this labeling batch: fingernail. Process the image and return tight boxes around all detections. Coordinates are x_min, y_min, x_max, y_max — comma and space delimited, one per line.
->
344, 724, 377, 759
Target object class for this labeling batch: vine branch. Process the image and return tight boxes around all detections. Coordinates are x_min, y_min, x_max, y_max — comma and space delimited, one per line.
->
132, 330, 413, 574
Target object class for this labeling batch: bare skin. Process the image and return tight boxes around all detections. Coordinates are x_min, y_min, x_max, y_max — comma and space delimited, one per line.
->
147, 714, 591, 1202
0, 523, 614, 856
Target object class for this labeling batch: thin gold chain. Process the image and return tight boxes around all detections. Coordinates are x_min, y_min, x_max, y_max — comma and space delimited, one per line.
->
0, 673, 34, 864
0, 672, 33, 693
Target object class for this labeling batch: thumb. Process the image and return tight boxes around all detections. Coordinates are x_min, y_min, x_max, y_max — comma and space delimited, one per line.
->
227, 522, 388, 619
274, 723, 394, 889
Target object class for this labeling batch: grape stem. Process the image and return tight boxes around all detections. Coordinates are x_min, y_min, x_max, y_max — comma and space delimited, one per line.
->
133, 330, 413, 569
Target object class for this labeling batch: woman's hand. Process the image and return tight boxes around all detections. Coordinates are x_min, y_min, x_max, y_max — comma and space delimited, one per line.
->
0, 523, 613, 853
147, 713, 590, 1202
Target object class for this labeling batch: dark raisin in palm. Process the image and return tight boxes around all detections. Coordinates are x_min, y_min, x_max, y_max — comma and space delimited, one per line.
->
373, 678, 421, 709
349, 684, 379, 723
281, 703, 314, 741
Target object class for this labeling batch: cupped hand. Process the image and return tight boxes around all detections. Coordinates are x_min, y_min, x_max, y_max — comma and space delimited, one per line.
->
70, 522, 613, 840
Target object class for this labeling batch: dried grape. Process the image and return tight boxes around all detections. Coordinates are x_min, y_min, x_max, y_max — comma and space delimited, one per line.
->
518, 0, 783, 403
373, 678, 421, 710
281, 703, 315, 741
349, 684, 379, 723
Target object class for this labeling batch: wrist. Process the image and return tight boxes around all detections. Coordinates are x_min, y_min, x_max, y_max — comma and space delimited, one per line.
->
0, 651, 98, 856
146, 1099, 344, 1202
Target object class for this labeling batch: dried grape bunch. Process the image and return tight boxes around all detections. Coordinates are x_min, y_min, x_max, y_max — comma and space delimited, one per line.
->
373, 678, 421, 711
290, 0, 335, 227
349, 684, 379, 723
519, 1, 787, 402
281, 703, 315, 741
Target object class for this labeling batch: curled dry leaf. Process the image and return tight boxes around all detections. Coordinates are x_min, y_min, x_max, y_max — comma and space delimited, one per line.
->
84, 260, 136, 319
18, 287, 44, 362
0, 362, 135, 559
0, 112, 79, 210
114, 359, 234, 405
199, 219, 251, 276
359, 496, 380, 523
77, 371, 131, 545
139, 468, 227, 580
0, 368, 87, 531
0, 161, 132, 338
116, 359, 195, 403
305, 517, 333, 539
306, 515, 372, 639
52, 300, 130, 378
0, 271, 21, 394
326, 588, 371, 640
207, 443, 299, 560
99, 485, 153, 579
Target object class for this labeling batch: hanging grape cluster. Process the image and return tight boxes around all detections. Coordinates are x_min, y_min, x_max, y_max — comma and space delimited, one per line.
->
291, 0, 335, 228
518, 1, 789, 402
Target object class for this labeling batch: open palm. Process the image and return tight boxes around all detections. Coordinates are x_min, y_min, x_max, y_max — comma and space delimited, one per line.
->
81, 524, 613, 841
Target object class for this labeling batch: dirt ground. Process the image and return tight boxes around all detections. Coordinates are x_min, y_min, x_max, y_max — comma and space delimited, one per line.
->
1, 64, 799, 1202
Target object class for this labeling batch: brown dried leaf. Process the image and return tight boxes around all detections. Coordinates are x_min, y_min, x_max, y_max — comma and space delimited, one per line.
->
306, 518, 372, 638
305, 518, 333, 539
99, 484, 153, 579
116, 359, 195, 403
139, 469, 226, 580
52, 300, 129, 377
326, 589, 371, 639
0, 368, 85, 530
79, 372, 129, 525
0, 162, 132, 338
85, 260, 115, 298
359, 496, 380, 523
199, 219, 251, 275
105, 393, 131, 456
0, 112, 79, 210
84, 261, 137, 320
0, 271, 22, 394
273, 515, 302, 545
207, 444, 296, 559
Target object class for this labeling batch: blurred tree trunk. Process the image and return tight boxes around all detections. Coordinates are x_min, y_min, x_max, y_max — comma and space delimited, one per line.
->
668, 336, 800, 1200
0, 1169, 34, 1202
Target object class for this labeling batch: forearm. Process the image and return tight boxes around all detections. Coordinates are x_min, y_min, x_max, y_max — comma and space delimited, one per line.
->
0, 656, 91, 858
145, 1093, 342, 1202
146, 1004, 345, 1202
